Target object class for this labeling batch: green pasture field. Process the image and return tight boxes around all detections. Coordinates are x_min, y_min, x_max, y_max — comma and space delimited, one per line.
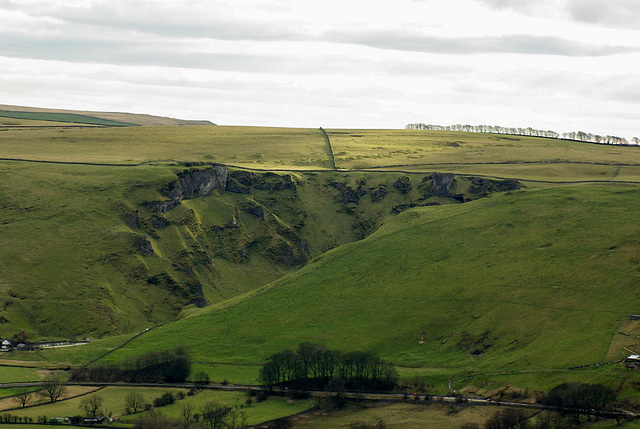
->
1, 125, 640, 181
5, 386, 315, 427
0, 386, 41, 400
0, 125, 333, 169
370, 162, 632, 183
0, 366, 41, 382
0, 426, 86, 429
117, 390, 315, 426
290, 402, 640, 429
90, 185, 640, 393
328, 129, 640, 170
292, 402, 506, 429
0, 334, 132, 367
0, 110, 134, 127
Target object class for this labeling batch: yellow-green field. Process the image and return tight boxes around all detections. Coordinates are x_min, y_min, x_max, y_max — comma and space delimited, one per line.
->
0, 125, 333, 169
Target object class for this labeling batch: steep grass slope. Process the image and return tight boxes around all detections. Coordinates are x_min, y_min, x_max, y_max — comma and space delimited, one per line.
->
2, 155, 511, 338
102, 185, 640, 372
3, 123, 640, 343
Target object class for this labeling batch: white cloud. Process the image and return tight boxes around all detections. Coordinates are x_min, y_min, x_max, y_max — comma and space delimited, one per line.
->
0, 0, 639, 138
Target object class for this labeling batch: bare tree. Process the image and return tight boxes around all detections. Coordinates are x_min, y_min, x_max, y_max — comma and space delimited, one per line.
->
124, 391, 145, 414
182, 402, 194, 427
79, 394, 104, 418
193, 371, 210, 392
201, 401, 231, 429
39, 373, 66, 403
13, 387, 32, 408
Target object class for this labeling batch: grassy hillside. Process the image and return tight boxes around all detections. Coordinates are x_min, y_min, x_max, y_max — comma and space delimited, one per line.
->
5, 120, 640, 429
3, 153, 514, 338
2, 122, 640, 370
95, 185, 640, 377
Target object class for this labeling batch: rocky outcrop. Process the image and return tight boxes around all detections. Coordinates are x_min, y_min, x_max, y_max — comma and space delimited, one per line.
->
393, 177, 412, 194
227, 170, 296, 193
427, 173, 456, 197
162, 165, 229, 203
146, 273, 207, 307
327, 180, 366, 204
133, 235, 154, 256
469, 177, 521, 196
143, 165, 229, 213
239, 201, 266, 220
370, 185, 388, 201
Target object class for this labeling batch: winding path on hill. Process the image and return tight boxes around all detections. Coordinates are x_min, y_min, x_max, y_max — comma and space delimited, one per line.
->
83, 326, 158, 367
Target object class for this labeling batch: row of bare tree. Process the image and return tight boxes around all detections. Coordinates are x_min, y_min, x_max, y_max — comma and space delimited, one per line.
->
406, 123, 638, 146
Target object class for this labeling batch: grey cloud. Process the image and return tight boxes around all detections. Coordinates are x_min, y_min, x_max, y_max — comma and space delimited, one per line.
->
566, 0, 640, 29
1, 1, 307, 42
0, 34, 295, 72
476, 0, 563, 16
327, 30, 635, 56
0, 32, 468, 79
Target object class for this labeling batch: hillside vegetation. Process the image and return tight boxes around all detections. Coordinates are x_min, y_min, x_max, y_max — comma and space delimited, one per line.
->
3, 118, 640, 395
0, 155, 521, 338
98, 185, 640, 374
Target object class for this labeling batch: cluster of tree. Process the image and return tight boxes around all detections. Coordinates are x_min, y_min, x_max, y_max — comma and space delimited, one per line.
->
133, 401, 247, 429
406, 123, 638, 146
1, 414, 34, 423
542, 382, 616, 422
70, 346, 191, 383
258, 342, 398, 392
481, 408, 532, 429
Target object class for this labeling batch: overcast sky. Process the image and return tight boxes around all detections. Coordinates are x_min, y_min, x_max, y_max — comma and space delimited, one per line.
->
1, 0, 639, 137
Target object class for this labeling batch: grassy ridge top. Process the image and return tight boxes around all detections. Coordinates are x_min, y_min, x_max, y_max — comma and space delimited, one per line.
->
0, 126, 333, 170
3, 125, 640, 181
99, 185, 640, 372
328, 129, 640, 181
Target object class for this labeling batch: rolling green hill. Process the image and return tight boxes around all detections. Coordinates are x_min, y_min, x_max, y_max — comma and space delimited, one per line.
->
3, 119, 640, 397
0, 155, 521, 338
96, 185, 640, 374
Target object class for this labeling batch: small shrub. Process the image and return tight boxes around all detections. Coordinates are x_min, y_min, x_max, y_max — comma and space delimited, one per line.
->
153, 392, 175, 408
349, 419, 388, 429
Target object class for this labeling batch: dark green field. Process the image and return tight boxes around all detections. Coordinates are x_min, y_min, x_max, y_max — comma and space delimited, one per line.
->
0, 110, 135, 127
